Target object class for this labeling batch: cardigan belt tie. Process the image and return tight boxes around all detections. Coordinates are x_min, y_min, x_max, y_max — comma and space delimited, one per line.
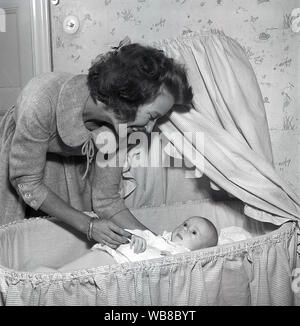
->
81, 136, 95, 180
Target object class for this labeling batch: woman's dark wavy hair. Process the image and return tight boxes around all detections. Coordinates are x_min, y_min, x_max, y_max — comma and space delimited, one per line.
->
87, 43, 193, 121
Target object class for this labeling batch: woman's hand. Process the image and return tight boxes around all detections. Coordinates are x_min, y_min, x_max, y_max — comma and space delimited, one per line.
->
92, 219, 131, 249
130, 235, 147, 254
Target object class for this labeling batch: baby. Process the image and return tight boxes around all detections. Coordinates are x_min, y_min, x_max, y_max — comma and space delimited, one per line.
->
35, 216, 218, 272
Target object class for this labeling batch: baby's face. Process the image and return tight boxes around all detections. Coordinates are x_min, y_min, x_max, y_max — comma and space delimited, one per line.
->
171, 217, 216, 251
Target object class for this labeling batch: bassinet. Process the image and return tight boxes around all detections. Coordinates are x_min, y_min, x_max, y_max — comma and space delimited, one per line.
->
0, 30, 300, 306
0, 199, 298, 306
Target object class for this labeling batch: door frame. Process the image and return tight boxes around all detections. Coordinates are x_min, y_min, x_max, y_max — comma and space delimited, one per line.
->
30, 0, 52, 75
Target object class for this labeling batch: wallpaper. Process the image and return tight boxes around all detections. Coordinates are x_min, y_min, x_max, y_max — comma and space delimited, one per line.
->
51, 0, 300, 196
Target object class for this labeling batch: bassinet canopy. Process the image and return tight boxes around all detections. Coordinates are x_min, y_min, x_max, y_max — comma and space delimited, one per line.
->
148, 30, 300, 226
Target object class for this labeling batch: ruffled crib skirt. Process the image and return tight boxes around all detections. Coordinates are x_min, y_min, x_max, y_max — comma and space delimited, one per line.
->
0, 200, 298, 306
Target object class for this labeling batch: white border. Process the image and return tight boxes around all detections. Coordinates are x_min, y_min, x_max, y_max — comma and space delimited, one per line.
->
30, 0, 52, 75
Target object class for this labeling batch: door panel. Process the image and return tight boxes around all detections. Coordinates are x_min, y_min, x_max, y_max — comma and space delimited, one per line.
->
0, 0, 34, 118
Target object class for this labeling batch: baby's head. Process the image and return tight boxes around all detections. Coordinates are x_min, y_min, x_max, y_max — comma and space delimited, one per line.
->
171, 216, 218, 251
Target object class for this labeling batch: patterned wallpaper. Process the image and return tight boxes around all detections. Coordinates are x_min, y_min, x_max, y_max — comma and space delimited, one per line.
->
51, 0, 300, 196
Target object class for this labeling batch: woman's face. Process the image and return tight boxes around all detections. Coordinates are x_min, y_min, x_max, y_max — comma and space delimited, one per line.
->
125, 88, 175, 134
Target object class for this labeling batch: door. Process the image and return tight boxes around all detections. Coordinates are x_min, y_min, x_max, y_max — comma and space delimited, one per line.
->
0, 0, 34, 118
0, 0, 52, 119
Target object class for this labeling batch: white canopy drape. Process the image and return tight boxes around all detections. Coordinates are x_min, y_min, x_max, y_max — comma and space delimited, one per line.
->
152, 31, 300, 225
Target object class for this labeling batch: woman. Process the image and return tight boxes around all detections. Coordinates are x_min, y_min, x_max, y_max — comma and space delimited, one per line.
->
0, 42, 193, 248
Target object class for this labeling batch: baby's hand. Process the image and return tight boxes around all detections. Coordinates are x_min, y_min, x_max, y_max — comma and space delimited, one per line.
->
130, 235, 147, 254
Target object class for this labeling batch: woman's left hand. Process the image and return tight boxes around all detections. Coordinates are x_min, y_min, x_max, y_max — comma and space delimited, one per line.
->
92, 219, 131, 249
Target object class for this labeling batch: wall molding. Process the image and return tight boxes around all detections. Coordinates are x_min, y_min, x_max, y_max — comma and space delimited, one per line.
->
30, 0, 52, 75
